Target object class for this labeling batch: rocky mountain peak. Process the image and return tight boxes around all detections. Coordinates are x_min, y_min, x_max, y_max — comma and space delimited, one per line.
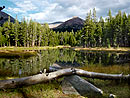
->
0, 11, 15, 25
53, 17, 84, 32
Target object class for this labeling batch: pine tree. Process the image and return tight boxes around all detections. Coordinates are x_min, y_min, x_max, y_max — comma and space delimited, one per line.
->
69, 31, 76, 46
0, 26, 3, 46
99, 16, 105, 46
95, 22, 102, 46
32, 21, 37, 47
105, 9, 114, 47
41, 23, 50, 46
37, 23, 42, 46
81, 10, 96, 47
20, 17, 28, 47
14, 16, 19, 47
114, 10, 123, 47
122, 12, 128, 46
81, 11, 92, 47
127, 14, 130, 46
2, 16, 11, 46
93, 8, 97, 23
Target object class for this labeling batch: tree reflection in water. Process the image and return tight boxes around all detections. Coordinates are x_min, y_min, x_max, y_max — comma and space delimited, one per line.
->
0, 49, 130, 77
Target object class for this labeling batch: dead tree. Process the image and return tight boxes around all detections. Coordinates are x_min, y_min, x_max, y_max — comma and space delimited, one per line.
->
0, 68, 129, 89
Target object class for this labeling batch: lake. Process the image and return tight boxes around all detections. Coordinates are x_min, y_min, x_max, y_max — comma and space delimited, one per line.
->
0, 48, 130, 78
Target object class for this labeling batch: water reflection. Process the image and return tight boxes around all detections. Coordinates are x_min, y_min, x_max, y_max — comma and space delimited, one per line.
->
0, 49, 130, 77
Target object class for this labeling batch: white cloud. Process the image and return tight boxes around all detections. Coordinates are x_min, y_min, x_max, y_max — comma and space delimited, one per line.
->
7, 0, 130, 23
28, 3, 58, 22
15, 1, 37, 11
7, 7, 26, 13
7, 0, 37, 14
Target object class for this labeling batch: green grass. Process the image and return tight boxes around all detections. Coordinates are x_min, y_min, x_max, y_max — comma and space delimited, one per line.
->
0, 46, 71, 51
80, 64, 130, 74
0, 80, 83, 98
85, 78, 130, 98
73, 47, 130, 52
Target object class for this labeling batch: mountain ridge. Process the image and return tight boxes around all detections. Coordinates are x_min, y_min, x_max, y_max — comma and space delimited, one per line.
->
0, 11, 84, 32
52, 17, 84, 32
0, 11, 15, 25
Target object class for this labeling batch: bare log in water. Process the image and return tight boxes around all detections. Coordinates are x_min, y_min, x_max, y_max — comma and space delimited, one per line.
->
0, 68, 130, 89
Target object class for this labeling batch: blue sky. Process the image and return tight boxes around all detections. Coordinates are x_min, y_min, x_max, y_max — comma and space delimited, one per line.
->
0, 0, 130, 23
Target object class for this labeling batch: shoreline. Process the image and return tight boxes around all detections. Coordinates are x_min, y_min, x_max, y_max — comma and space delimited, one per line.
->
0, 46, 130, 52
72, 47, 130, 52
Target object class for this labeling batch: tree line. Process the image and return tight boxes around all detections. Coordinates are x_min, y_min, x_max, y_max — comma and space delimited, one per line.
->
80, 9, 130, 47
0, 9, 130, 47
0, 17, 76, 47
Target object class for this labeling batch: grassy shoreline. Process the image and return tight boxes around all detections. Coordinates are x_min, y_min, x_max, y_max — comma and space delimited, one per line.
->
73, 47, 130, 52
0, 46, 130, 52
0, 46, 71, 51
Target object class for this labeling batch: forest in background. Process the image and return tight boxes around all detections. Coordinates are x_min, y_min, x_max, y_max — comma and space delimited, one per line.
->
0, 9, 130, 47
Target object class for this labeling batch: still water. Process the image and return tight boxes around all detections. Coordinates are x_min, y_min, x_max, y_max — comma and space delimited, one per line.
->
0, 49, 130, 78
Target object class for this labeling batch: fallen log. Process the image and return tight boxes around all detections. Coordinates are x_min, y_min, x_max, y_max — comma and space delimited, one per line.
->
76, 68, 130, 80
63, 75, 103, 97
0, 68, 73, 89
0, 68, 130, 89
62, 78, 80, 95
50, 66, 130, 80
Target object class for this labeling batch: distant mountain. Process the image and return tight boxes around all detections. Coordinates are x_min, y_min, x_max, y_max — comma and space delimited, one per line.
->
49, 21, 63, 29
53, 16, 84, 32
0, 11, 15, 25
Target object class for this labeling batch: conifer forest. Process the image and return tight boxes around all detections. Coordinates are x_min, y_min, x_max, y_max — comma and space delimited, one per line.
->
0, 9, 130, 48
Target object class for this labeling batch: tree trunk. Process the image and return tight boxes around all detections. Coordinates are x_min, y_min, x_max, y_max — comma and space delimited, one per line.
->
0, 68, 129, 89
24, 42, 26, 47
38, 39, 40, 47
63, 75, 103, 97
27, 41, 29, 47
15, 40, 17, 47
0, 68, 73, 89
51, 67, 130, 80
32, 41, 35, 47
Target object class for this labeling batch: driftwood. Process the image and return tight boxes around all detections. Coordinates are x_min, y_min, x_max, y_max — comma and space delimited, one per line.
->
0, 68, 130, 89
